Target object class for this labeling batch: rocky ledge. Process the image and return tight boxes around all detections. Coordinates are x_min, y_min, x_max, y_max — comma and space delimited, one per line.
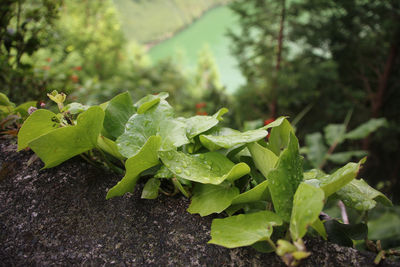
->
0, 138, 398, 266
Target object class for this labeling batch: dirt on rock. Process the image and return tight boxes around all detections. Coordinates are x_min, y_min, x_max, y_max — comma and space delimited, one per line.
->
0, 138, 398, 266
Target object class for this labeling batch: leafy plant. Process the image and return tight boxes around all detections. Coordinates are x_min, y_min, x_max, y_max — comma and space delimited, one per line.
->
0, 92, 36, 136
17, 91, 392, 266
301, 112, 388, 170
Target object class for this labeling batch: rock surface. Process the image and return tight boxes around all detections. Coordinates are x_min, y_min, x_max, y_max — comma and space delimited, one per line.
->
0, 138, 398, 266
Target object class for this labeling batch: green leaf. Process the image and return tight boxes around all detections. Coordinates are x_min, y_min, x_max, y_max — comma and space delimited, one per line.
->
305, 132, 327, 168
328, 150, 368, 164
262, 116, 287, 129
187, 183, 239, 216
116, 100, 173, 158
290, 183, 325, 240
311, 218, 327, 240
200, 128, 268, 151
344, 118, 387, 140
268, 132, 303, 222
248, 142, 278, 178
368, 212, 400, 241
106, 136, 161, 199
159, 118, 189, 150
14, 101, 37, 117
63, 102, 90, 115
267, 118, 294, 156
103, 92, 136, 139
231, 180, 269, 205
209, 211, 282, 248
159, 150, 250, 185
18, 109, 60, 151
97, 135, 124, 160
184, 108, 228, 139
0, 92, 14, 106
134, 92, 169, 114
308, 158, 365, 197
251, 241, 275, 253
336, 179, 392, 211
141, 178, 161, 199
28, 107, 105, 168
325, 220, 368, 247
154, 165, 174, 179
324, 124, 346, 146
303, 169, 326, 180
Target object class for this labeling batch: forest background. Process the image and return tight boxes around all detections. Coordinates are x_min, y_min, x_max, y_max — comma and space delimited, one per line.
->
1, 0, 399, 251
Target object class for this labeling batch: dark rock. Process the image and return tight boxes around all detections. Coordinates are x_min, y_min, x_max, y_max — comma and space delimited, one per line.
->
0, 138, 399, 266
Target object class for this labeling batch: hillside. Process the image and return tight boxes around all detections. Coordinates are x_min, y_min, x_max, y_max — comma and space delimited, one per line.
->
113, 0, 230, 44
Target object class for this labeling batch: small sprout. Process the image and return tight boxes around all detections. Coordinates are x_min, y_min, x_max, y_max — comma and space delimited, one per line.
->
277, 239, 310, 266
47, 90, 66, 111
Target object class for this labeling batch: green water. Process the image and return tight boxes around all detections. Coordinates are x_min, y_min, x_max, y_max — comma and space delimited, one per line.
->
149, 5, 244, 94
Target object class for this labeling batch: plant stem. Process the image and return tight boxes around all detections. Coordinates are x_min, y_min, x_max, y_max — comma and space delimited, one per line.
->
338, 200, 349, 224
266, 238, 277, 251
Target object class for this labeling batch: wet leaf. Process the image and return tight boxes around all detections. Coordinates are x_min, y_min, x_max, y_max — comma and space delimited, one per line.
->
268, 132, 303, 222
312, 158, 365, 197
184, 108, 228, 139
134, 92, 169, 114
200, 128, 268, 151
28, 107, 104, 168
18, 109, 60, 150
336, 179, 392, 210
159, 150, 250, 185
231, 180, 269, 205
106, 136, 161, 199
290, 183, 325, 240
159, 119, 189, 150
103, 92, 136, 139
154, 165, 174, 179
248, 142, 278, 178
187, 183, 239, 216
116, 100, 173, 158
209, 211, 282, 248
267, 118, 294, 156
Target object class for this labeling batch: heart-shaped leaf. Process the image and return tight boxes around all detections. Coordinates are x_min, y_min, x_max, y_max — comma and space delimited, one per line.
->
209, 211, 282, 248
290, 183, 325, 240
188, 183, 239, 216
159, 150, 250, 184
268, 132, 303, 222
18, 109, 60, 151
106, 136, 161, 199
28, 107, 104, 168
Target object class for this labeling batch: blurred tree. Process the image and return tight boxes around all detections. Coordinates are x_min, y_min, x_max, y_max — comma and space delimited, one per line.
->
228, 0, 287, 119
229, 0, 400, 200
289, 0, 400, 200
0, 0, 61, 103
195, 46, 232, 116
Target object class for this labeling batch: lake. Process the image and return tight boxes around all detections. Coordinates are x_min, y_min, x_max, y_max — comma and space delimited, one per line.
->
149, 5, 244, 94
